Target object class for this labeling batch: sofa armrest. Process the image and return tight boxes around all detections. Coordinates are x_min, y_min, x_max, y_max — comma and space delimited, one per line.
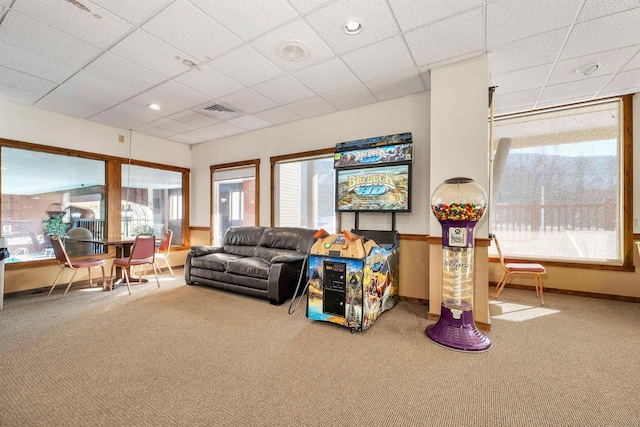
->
190, 245, 224, 257
271, 254, 305, 264
267, 258, 306, 305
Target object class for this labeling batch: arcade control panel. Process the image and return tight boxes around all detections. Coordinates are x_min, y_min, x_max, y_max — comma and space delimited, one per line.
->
310, 230, 372, 259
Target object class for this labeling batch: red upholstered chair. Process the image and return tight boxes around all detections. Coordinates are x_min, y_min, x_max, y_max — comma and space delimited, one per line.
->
48, 234, 106, 298
110, 233, 160, 295
492, 233, 547, 306
153, 229, 174, 277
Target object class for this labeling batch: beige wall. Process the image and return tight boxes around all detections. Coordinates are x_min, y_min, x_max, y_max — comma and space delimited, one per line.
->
190, 92, 431, 235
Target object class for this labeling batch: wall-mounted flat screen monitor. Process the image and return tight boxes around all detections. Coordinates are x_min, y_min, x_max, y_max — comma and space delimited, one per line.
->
335, 164, 411, 212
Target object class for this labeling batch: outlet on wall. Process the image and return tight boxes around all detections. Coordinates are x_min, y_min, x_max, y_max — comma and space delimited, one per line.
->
118, 134, 125, 143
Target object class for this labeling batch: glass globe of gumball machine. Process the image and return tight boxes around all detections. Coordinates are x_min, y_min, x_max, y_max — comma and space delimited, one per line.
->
426, 177, 491, 352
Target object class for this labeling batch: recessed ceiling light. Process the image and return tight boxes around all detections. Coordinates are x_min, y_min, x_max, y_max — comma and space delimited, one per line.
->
576, 63, 601, 76
276, 40, 311, 62
148, 103, 162, 110
343, 19, 363, 35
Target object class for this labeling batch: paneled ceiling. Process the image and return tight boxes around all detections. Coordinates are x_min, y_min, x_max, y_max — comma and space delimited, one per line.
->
0, 0, 639, 145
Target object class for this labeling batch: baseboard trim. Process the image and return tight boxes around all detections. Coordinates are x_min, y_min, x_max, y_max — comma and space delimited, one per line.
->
490, 282, 640, 304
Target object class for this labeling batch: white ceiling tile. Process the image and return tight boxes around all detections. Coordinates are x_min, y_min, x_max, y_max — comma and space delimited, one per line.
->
250, 19, 335, 71
168, 134, 202, 144
227, 115, 273, 130
342, 36, 414, 81
36, 93, 104, 119
365, 68, 425, 101
0, 40, 77, 83
109, 29, 198, 78
0, 84, 42, 104
180, 128, 225, 141
84, 53, 165, 92
254, 106, 303, 125
142, 1, 242, 62
288, 0, 332, 14
305, 0, 398, 54
488, 28, 567, 75
252, 75, 315, 105
548, 45, 639, 85
210, 45, 285, 87
203, 122, 246, 136
12, 0, 133, 49
190, 0, 298, 40
285, 96, 337, 118
0, 11, 101, 67
63, 70, 140, 106
322, 83, 376, 110
133, 124, 177, 138
149, 117, 195, 134
490, 64, 553, 94
561, 8, 640, 60
388, 0, 482, 32
143, 80, 210, 109
292, 57, 360, 94
170, 110, 221, 127
486, 0, 580, 48
578, 0, 640, 22
175, 65, 245, 99
600, 68, 640, 95
91, 0, 168, 25
124, 93, 185, 117
0, 65, 57, 96
219, 88, 278, 114
539, 75, 612, 104
623, 49, 640, 71
93, 102, 163, 126
493, 88, 540, 114
149, 118, 196, 133
404, 7, 483, 68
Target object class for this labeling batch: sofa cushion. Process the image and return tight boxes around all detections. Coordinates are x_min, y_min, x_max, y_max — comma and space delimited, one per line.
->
255, 247, 299, 262
260, 227, 306, 251
226, 257, 270, 279
224, 226, 265, 246
191, 253, 240, 272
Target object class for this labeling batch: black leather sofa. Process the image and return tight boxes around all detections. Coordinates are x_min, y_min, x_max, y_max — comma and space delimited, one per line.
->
185, 226, 317, 305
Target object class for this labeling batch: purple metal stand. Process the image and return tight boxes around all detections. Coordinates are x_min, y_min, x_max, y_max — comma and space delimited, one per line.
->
425, 306, 491, 352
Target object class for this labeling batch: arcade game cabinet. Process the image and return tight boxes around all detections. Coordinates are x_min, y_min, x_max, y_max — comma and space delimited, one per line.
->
306, 133, 412, 331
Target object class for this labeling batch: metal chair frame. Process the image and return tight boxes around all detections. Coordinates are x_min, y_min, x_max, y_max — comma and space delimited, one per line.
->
48, 234, 106, 298
492, 233, 547, 306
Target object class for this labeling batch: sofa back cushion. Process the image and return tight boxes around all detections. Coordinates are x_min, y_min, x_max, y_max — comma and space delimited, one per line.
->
223, 226, 265, 258
259, 227, 302, 251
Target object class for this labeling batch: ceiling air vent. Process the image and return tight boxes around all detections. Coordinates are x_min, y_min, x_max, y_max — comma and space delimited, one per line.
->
201, 103, 238, 119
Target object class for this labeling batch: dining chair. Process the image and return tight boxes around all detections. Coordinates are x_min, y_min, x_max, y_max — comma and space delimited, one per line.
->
491, 233, 547, 305
48, 234, 106, 298
153, 229, 174, 277
110, 233, 160, 295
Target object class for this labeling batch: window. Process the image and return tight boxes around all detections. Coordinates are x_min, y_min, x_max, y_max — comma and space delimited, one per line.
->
122, 164, 184, 245
1, 146, 106, 263
490, 97, 630, 266
272, 149, 336, 233
211, 161, 258, 247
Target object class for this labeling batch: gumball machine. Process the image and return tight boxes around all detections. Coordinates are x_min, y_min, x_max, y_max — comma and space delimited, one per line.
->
426, 177, 491, 352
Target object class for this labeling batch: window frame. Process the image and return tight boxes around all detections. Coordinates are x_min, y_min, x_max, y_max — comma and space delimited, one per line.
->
210, 159, 260, 246
1, 138, 190, 270
489, 95, 633, 271
270, 147, 340, 231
